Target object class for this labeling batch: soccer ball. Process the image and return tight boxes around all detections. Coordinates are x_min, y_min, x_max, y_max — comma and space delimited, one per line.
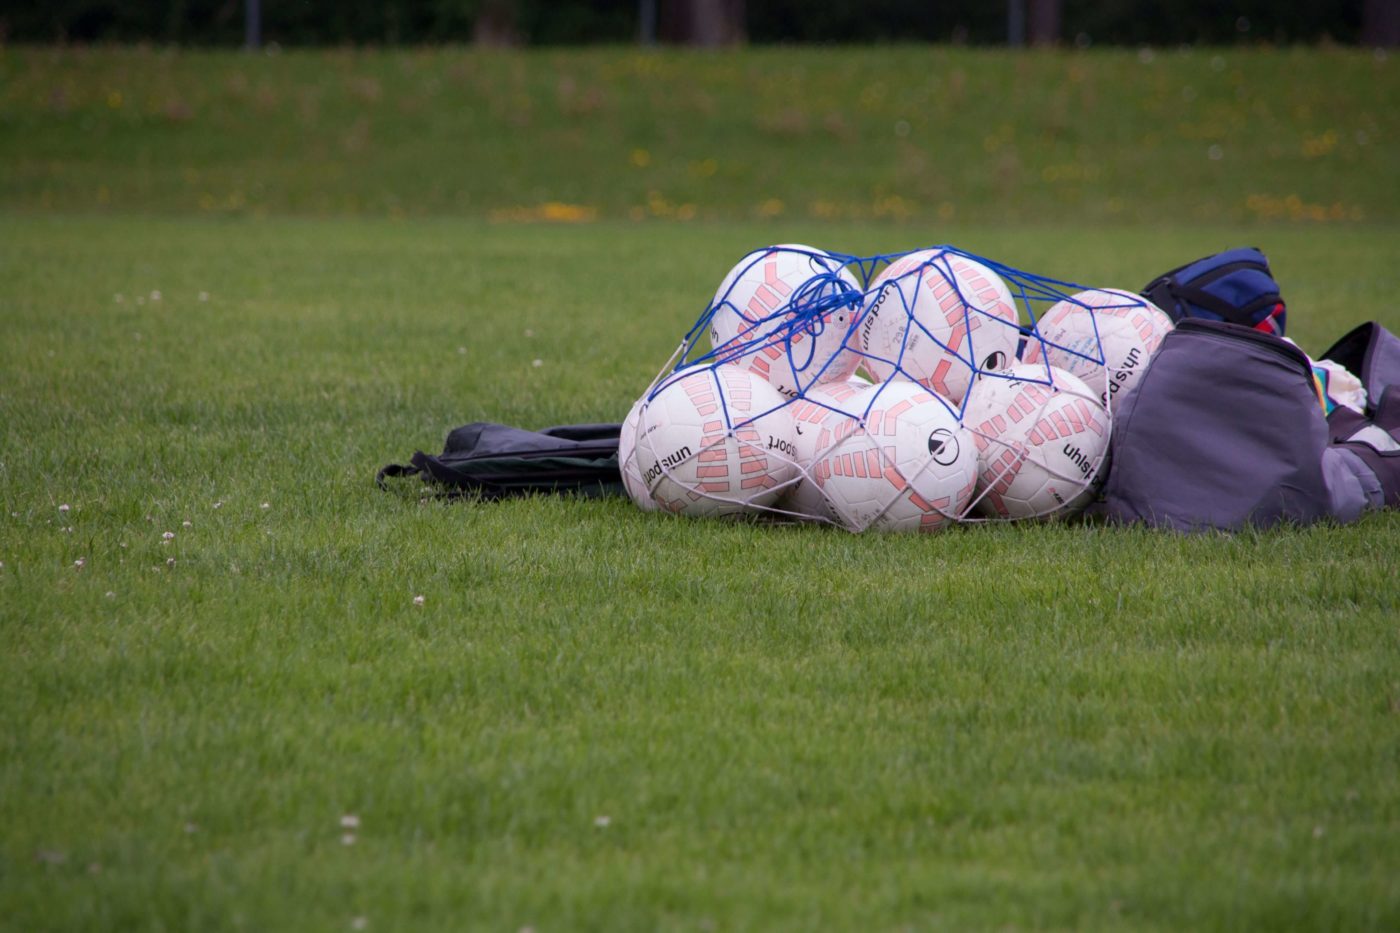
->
1021, 288, 1173, 410
618, 397, 658, 512
780, 378, 870, 520
962, 363, 1110, 521
810, 381, 978, 533
858, 249, 1021, 405
709, 244, 863, 398
635, 365, 798, 517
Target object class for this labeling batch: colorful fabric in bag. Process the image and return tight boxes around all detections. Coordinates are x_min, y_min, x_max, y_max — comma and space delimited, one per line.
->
1141, 247, 1287, 336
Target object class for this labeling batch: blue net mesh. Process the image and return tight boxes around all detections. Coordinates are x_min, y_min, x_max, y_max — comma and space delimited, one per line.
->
625, 245, 1171, 530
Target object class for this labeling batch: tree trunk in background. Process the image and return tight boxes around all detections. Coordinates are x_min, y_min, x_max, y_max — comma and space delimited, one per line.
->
1028, 0, 1060, 46
660, 0, 746, 47
474, 0, 519, 47
1362, 0, 1400, 47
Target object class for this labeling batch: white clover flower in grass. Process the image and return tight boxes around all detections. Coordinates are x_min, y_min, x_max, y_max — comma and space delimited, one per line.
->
167, 558, 176, 568
182, 521, 192, 528
213, 501, 223, 509
351, 918, 368, 931
413, 595, 425, 606
531, 359, 543, 368
593, 815, 611, 828
198, 291, 209, 302
59, 504, 70, 513
150, 289, 162, 301
340, 833, 356, 846
73, 558, 86, 569
260, 502, 270, 510
340, 814, 360, 829
162, 531, 175, 541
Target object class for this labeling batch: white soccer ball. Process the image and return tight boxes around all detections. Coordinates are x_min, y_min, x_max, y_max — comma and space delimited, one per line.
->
1021, 288, 1173, 410
709, 244, 863, 398
857, 249, 1021, 405
618, 397, 658, 512
962, 363, 1111, 521
809, 381, 978, 533
634, 365, 798, 517
780, 379, 870, 520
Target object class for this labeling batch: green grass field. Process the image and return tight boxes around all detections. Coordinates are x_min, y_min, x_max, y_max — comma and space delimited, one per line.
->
3, 46, 1400, 931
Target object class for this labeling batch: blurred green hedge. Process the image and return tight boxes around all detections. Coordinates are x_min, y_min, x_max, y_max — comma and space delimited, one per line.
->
0, 0, 1364, 46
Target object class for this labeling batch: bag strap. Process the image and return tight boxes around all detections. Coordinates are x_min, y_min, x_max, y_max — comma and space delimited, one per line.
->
1169, 283, 1279, 328
375, 461, 421, 490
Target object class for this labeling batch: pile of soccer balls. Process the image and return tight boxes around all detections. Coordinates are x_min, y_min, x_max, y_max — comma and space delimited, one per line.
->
620, 244, 1175, 532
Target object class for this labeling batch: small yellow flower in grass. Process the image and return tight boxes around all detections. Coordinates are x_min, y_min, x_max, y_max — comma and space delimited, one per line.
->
340, 814, 360, 829
413, 595, 425, 606
630, 148, 651, 168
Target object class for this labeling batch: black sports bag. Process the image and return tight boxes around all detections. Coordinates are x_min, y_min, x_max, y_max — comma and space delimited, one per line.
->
378, 421, 623, 500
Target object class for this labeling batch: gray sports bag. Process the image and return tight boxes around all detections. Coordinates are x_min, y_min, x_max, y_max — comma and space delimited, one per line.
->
1093, 319, 1400, 531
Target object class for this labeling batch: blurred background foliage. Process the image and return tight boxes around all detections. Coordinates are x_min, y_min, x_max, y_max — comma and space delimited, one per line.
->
0, 0, 1386, 47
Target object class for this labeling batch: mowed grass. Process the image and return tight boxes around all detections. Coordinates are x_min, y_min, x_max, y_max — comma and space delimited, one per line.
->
4, 42, 1400, 930
2, 214, 1399, 930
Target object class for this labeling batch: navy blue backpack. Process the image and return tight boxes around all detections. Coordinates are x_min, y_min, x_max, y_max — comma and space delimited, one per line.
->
1142, 247, 1287, 336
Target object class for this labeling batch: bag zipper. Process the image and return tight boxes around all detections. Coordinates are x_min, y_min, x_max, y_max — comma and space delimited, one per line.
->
1175, 319, 1311, 377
